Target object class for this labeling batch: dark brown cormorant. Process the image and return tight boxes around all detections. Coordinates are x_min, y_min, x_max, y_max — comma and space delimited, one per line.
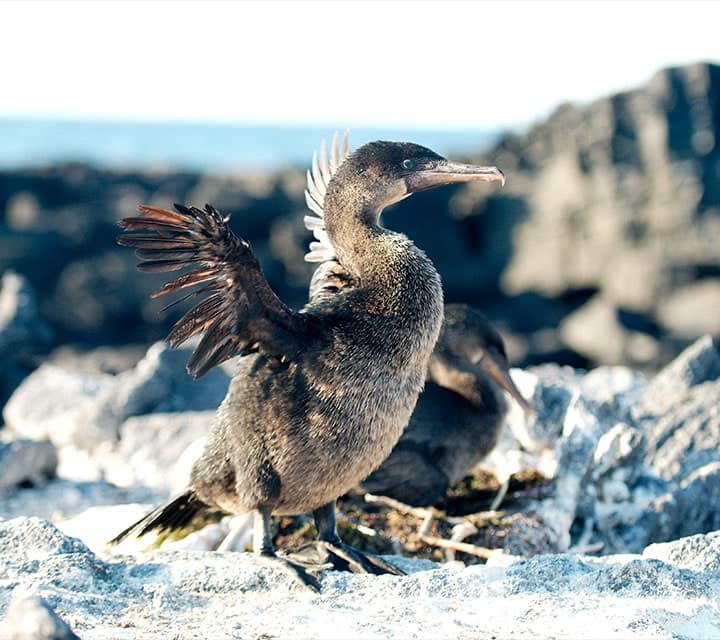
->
111, 134, 505, 589
360, 303, 531, 506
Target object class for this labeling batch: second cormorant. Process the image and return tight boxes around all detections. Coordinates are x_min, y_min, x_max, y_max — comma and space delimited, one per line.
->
361, 303, 531, 506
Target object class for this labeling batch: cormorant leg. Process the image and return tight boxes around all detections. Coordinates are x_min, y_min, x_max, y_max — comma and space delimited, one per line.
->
253, 507, 276, 556
252, 507, 322, 592
313, 501, 343, 545
288, 502, 405, 577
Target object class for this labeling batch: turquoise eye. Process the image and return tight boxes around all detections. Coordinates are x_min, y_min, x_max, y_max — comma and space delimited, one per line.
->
402, 159, 414, 169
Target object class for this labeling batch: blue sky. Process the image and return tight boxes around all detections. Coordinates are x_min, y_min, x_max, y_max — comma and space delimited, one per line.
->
2, 0, 718, 130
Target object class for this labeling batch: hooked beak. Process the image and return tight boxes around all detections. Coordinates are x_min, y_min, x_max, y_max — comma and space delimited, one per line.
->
405, 161, 505, 193
476, 352, 533, 416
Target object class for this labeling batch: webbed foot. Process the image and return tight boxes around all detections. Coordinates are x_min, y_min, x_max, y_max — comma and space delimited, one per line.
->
255, 551, 325, 592
285, 540, 405, 577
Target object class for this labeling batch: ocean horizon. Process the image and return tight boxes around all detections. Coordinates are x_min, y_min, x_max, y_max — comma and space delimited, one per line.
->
0, 118, 498, 173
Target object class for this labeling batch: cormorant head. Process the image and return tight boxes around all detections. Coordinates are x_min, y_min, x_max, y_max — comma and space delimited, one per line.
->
430, 304, 532, 413
327, 141, 504, 216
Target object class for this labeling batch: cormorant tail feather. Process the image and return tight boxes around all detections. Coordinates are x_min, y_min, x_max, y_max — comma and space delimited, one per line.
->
108, 490, 208, 545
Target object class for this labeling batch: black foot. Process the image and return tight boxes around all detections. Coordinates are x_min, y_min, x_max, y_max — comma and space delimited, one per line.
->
285, 541, 405, 577
255, 552, 324, 593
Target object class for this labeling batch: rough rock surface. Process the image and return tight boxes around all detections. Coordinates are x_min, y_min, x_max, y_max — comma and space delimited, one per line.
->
3, 342, 227, 449
0, 439, 57, 491
0, 271, 52, 411
0, 337, 718, 636
2, 336, 719, 561
1, 518, 719, 640
640, 335, 720, 479
0, 593, 80, 640
470, 336, 720, 556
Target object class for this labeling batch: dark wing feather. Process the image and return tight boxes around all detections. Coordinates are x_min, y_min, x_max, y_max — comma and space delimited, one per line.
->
118, 203, 311, 377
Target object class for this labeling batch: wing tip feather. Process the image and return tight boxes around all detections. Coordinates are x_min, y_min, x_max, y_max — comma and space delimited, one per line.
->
301, 130, 352, 264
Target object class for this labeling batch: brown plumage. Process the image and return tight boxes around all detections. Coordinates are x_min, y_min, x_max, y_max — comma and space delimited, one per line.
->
361, 303, 531, 506
111, 139, 504, 589
118, 203, 300, 377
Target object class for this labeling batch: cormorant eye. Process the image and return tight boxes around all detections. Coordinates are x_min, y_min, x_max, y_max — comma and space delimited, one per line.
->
402, 159, 415, 170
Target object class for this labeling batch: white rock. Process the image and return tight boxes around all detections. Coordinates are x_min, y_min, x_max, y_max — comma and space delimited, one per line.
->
0, 591, 80, 640
56, 503, 155, 555
3, 341, 229, 451
2, 365, 113, 447
580, 365, 649, 410
104, 411, 212, 492
0, 439, 57, 491
1, 518, 719, 640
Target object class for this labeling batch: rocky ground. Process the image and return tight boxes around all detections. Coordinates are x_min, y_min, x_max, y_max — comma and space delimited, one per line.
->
2, 517, 720, 640
0, 304, 719, 637
1, 61, 719, 638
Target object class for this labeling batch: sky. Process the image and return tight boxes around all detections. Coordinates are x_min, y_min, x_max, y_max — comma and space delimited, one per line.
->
1, 0, 719, 130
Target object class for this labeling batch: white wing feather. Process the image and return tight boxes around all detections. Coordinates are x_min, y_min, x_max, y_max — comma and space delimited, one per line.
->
303, 130, 351, 263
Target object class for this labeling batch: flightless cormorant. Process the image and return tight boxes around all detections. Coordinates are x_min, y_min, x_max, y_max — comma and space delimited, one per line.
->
111, 133, 504, 589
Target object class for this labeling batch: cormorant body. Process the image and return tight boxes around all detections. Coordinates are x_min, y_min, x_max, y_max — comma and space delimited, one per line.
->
361, 303, 531, 506
111, 134, 504, 588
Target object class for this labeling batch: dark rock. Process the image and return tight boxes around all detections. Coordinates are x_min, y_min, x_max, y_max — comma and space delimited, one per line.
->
484, 63, 720, 367
2, 64, 720, 370
45, 250, 163, 340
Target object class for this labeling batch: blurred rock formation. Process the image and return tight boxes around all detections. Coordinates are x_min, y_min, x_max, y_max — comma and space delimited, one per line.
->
0, 62, 717, 400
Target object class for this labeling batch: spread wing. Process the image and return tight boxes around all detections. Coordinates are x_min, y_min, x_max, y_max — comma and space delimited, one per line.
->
118, 203, 312, 378
303, 130, 351, 263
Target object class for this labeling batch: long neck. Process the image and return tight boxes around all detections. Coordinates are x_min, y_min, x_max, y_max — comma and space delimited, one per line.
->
324, 208, 379, 277
322, 191, 442, 330
322, 183, 387, 277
